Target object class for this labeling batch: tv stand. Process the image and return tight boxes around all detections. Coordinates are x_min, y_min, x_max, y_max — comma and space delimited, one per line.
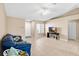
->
47, 32, 60, 40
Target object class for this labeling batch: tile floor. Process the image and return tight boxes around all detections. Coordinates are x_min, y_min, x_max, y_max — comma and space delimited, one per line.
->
27, 37, 79, 56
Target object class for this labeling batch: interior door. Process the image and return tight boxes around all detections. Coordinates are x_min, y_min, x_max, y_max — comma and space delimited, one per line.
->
68, 21, 76, 40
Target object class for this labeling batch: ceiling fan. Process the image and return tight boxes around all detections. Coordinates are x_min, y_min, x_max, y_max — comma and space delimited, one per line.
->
37, 3, 57, 15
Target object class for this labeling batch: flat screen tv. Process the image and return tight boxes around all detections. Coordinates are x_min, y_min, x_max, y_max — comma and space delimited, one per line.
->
49, 27, 57, 32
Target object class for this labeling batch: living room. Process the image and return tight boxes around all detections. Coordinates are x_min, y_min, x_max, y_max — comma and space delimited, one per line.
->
1, 3, 79, 56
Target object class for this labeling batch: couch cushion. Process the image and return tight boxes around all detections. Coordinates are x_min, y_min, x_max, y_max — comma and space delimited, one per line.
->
2, 34, 15, 47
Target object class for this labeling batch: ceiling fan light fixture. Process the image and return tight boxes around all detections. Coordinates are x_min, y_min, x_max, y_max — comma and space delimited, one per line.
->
38, 8, 50, 16
42, 10, 50, 15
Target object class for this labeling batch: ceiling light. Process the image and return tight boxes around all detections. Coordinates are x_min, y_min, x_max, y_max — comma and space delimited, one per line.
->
38, 9, 50, 15
42, 10, 50, 15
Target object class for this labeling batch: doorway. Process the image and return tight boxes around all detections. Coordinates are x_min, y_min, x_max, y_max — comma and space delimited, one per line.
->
25, 21, 32, 38
68, 21, 76, 40
36, 23, 45, 38
68, 20, 79, 41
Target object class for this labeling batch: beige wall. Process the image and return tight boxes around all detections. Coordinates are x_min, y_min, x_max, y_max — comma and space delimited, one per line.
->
46, 14, 79, 41
76, 20, 79, 41
0, 4, 25, 40
7, 16, 25, 37
31, 21, 36, 38
0, 4, 6, 54
46, 18, 68, 41
0, 4, 6, 40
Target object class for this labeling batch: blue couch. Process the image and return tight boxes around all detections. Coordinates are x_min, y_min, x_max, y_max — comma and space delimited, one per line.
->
1, 34, 31, 56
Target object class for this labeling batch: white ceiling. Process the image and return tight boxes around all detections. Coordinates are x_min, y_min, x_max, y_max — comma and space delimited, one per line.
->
4, 3, 79, 21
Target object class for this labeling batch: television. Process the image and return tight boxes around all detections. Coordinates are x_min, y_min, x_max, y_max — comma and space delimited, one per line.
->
49, 27, 57, 32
